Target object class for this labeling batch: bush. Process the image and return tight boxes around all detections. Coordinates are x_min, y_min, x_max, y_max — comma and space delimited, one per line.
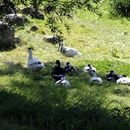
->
110, 0, 130, 17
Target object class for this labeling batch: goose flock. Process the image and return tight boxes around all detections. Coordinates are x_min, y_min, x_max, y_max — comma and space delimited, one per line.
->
27, 47, 130, 87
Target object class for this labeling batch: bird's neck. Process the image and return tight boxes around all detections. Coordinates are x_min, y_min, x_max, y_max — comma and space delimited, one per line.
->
92, 73, 97, 78
28, 50, 33, 60
60, 45, 64, 52
89, 66, 92, 70
59, 42, 64, 52
59, 45, 62, 51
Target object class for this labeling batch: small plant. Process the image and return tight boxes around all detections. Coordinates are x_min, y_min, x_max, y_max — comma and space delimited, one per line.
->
111, 48, 120, 58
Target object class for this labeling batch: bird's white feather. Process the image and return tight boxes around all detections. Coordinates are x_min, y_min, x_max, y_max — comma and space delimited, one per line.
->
116, 77, 130, 85
89, 77, 102, 84
59, 41, 80, 57
55, 76, 71, 87
27, 49, 44, 71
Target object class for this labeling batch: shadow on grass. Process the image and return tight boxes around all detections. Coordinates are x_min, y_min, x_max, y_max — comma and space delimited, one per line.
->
0, 43, 17, 52
0, 60, 130, 129
0, 89, 130, 130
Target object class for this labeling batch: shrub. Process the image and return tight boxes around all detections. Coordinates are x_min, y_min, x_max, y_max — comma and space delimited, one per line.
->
110, 0, 130, 17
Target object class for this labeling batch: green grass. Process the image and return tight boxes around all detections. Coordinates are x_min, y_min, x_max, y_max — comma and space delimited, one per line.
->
0, 3, 130, 130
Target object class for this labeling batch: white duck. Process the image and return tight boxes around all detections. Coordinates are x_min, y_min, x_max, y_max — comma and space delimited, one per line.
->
59, 41, 81, 57
89, 70, 102, 84
116, 76, 130, 85
83, 64, 96, 74
55, 76, 71, 87
27, 48, 44, 71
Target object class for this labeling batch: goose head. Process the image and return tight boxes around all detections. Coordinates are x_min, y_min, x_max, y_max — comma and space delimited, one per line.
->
28, 47, 32, 51
66, 62, 71, 67
83, 64, 96, 74
88, 64, 92, 69
55, 60, 61, 68
109, 70, 115, 75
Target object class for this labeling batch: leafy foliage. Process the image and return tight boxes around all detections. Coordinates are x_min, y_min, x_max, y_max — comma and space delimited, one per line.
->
44, 0, 101, 34
110, 0, 130, 16
11, 0, 101, 34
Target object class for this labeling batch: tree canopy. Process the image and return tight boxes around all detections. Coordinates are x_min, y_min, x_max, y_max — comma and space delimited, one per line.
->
1, 0, 101, 34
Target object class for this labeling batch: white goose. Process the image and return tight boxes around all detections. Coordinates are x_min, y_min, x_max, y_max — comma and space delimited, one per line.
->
116, 76, 130, 85
59, 41, 81, 57
89, 70, 102, 84
27, 48, 44, 71
55, 76, 71, 87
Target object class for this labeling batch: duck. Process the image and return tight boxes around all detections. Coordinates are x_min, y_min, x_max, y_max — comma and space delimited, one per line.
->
89, 70, 102, 84
83, 64, 96, 74
55, 76, 71, 87
59, 41, 81, 57
64, 62, 77, 75
106, 70, 120, 82
27, 48, 44, 71
116, 76, 130, 85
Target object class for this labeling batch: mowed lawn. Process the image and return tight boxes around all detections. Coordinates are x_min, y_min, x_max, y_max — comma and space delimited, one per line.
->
0, 8, 130, 130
